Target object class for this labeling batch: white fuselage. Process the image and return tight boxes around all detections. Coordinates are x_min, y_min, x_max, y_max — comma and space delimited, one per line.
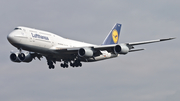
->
7, 23, 174, 69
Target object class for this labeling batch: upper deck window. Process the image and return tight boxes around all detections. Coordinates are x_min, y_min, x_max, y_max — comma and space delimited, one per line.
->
14, 28, 22, 30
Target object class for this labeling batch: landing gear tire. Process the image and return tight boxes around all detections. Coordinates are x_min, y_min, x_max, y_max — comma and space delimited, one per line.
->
60, 60, 82, 68
49, 65, 55, 69
52, 65, 55, 69
79, 63, 82, 67
47, 59, 55, 69
71, 60, 82, 67
61, 63, 68, 68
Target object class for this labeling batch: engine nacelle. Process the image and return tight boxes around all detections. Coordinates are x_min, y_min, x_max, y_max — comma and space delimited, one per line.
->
78, 48, 94, 57
18, 52, 33, 62
10, 52, 21, 62
114, 44, 129, 54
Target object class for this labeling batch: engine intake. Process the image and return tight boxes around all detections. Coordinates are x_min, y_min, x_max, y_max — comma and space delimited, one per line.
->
10, 53, 21, 62
78, 48, 94, 57
18, 52, 33, 62
114, 45, 121, 54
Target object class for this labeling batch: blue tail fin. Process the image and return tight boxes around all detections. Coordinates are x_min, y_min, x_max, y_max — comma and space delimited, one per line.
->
102, 23, 122, 45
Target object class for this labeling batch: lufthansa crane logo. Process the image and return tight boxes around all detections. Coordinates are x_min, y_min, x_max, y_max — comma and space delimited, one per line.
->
112, 29, 118, 44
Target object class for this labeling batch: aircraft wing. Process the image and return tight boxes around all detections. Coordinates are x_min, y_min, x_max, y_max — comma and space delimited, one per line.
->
54, 45, 116, 56
93, 37, 175, 52
54, 37, 175, 57
30, 52, 43, 60
127, 37, 175, 51
128, 37, 175, 46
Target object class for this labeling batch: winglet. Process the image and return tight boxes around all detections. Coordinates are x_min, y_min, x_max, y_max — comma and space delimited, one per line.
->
102, 23, 122, 45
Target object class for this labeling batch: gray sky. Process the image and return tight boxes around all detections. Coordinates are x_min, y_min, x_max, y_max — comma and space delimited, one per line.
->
0, 0, 179, 101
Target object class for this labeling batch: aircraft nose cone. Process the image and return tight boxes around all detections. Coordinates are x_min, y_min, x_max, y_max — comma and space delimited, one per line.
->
7, 32, 13, 42
7, 32, 17, 44
7, 33, 13, 42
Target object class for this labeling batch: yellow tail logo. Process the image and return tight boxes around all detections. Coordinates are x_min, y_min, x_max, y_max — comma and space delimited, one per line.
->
112, 29, 119, 44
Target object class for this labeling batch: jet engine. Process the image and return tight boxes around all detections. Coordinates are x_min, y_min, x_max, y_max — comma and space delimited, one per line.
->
78, 48, 94, 57
114, 44, 129, 54
10, 52, 21, 62
18, 52, 33, 62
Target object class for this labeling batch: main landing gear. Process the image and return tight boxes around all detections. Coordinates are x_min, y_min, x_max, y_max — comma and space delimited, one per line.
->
47, 59, 55, 69
60, 61, 68, 68
70, 60, 82, 67
46, 58, 82, 69
60, 60, 82, 68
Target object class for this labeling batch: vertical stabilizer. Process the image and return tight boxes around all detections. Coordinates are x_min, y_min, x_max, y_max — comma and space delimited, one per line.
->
102, 23, 122, 45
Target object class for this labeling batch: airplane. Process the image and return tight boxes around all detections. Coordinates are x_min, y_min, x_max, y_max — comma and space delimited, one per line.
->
7, 23, 175, 69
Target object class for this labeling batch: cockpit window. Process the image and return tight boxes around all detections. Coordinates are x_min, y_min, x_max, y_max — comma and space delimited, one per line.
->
14, 28, 22, 30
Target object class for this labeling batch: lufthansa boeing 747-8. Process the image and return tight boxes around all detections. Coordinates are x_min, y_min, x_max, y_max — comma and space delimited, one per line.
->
7, 23, 175, 69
